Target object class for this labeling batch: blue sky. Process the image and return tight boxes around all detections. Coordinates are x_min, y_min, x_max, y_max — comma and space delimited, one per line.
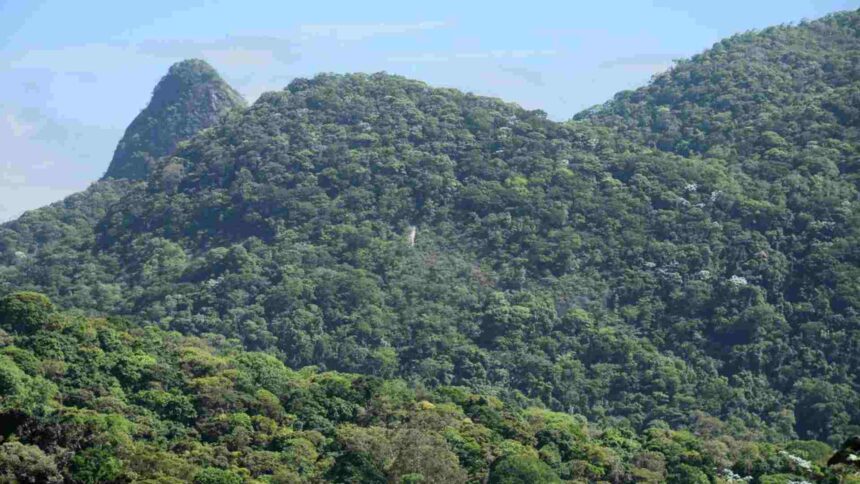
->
0, 0, 857, 221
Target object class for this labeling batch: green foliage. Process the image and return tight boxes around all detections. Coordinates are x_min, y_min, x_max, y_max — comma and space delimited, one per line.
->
326, 451, 386, 483
579, 11, 860, 167
488, 453, 562, 484
71, 446, 123, 483
193, 467, 245, 484
669, 464, 709, 483
0, 442, 62, 483
0, 301, 848, 482
0, 354, 57, 414
0, 291, 55, 334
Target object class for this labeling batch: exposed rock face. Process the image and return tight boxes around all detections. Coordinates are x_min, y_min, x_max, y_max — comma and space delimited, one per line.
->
103, 59, 246, 180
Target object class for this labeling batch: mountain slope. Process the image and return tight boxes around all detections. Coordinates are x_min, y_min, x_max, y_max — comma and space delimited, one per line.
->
0, 179, 136, 309
104, 59, 246, 180
576, 10, 859, 178
0, 10, 859, 449
1, 292, 845, 483
1, 61, 245, 308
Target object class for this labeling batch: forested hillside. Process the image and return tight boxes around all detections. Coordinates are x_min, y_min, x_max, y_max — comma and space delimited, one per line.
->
1, 291, 855, 483
0, 9, 859, 482
577, 11, 859, 166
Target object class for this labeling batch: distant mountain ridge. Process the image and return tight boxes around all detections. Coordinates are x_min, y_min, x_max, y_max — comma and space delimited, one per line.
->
103, 59, 246, 180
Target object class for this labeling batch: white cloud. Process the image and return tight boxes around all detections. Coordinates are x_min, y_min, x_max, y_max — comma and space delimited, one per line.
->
199, 48, 277, 67
0, 106, 116, 222
387, 53, 451, 63
31, 160, 54, 170
299, 21, 447, 41
455, 49, 557, 60
0, 162, 27, 185
498, 66, 545, 86
8, 44, 137, 72
4, 113, 35, 137
388, 49, 557, 63
137, 36, 300, 66
598, 53, 678, 73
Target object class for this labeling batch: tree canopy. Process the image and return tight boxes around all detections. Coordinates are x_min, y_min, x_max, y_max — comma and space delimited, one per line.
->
0, 295, 852, 482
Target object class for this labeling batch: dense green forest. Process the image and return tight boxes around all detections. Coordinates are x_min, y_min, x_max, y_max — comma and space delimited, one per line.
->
1, 9, 859, 483
1, 291, 857, 482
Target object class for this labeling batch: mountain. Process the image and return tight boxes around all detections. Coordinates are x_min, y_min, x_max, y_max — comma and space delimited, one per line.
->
1, 9, 860, 482
103, 59, 246, 180
0, 291, 841, 482
577, 10, 860, 175
0, 60, 244, 310
8, 72, 743, 435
